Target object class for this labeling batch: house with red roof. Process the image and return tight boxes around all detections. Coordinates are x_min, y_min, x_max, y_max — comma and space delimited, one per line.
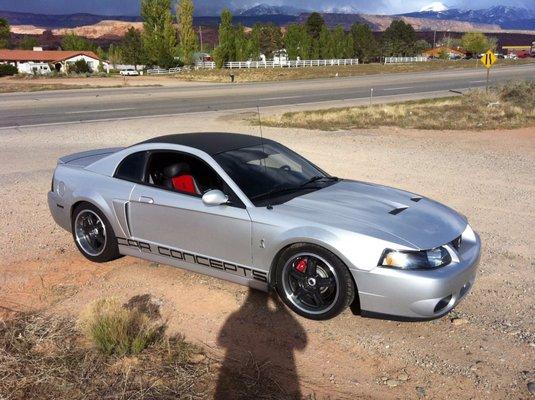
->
0, 48, 101, 74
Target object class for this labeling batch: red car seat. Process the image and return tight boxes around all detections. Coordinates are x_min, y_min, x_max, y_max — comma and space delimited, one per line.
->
163, 163, 201, 195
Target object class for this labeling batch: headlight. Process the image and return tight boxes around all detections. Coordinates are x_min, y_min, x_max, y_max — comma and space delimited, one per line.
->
379, 247, 452, 270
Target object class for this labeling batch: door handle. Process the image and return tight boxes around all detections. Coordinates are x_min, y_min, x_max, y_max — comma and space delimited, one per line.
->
139, 196, 154, 204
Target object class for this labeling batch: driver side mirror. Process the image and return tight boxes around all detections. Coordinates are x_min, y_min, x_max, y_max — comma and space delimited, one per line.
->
202, 189, 229, 206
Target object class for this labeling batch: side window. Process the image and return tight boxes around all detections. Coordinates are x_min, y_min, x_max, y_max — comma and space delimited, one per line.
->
115, 151, 147, 183
146, 151, 225, 197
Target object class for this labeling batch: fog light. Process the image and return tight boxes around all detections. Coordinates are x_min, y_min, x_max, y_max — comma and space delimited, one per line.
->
434, 295, 452, 313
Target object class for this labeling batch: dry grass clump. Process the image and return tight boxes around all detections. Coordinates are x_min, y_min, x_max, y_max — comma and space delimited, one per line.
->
0, 296, 211, 399
261, 81, 535, 131
79, 296, 164, 356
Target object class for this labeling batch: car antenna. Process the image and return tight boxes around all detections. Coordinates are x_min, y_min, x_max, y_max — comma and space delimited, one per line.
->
256, 105, 273, 210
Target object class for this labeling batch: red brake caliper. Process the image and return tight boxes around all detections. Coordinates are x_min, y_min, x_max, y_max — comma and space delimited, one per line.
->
295, 258, 308, 273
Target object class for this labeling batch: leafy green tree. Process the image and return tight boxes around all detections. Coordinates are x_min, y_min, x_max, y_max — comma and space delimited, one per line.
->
350, 23, 377, 62
305, 12, 324, 40
95, 46, 106, 60
414, 39, 431, 54
121, 27, 146, 65
177, 0, 196, 65
141, 0, 177, 68
0, 18, 10, 48
19, 36, 39, 50
108, 44, 123, 66
256, 23, 282, 58
247, 26, 261, 60
234, 24, 248, 61
318, 26, 334, 59
487, 36, 498, 51
331, 26, 349, 58
344, 32, 355, 58
461, 32, 493, 56
381, 20, 416, 56
61, 33, 93, 51
214, 9, 235, 68
284, 23, 310, 60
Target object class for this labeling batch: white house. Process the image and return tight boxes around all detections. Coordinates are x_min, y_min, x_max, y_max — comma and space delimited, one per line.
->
0, 49, 101, 74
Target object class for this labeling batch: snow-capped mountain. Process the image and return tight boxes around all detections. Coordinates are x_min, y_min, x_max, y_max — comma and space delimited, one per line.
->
401, 5, 535, 30
237, 4, 307, 16
323, 6, 361, 14
420, 2, 448, 13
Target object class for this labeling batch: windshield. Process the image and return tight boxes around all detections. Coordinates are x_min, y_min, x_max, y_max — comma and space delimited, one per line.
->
214, 142, 336, 205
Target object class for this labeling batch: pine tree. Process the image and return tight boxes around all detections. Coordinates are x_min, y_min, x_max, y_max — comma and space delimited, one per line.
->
305, 12, 324, 40
382, 20, 416, 57
177, 0, 196, 65
0, 18, 10, 49
121, 27, 146, 65
350, 23, 377, 62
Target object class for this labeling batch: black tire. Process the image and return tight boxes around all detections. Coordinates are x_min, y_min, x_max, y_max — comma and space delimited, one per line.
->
71, 202, 122, 263
274, 243, 355, 320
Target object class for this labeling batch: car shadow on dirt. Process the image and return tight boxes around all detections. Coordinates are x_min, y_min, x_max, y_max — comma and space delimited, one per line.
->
214, 289, 307, 399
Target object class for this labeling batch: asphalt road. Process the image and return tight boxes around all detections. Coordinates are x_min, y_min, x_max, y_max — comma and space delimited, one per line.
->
1, 64, 533, 128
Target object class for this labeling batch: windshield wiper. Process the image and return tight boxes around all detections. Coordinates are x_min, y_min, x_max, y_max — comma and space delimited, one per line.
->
299, 175, 339, 188
250, 185, 302, 201
251, 176, 339, 202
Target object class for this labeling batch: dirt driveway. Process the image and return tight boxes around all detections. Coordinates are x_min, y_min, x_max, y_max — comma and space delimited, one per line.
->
0, 111, 533, 399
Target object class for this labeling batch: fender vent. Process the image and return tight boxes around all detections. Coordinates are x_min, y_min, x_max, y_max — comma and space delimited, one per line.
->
389, 207, 409, 215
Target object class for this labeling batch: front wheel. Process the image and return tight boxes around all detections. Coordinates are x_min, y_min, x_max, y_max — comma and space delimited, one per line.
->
274, 244, 355, 320
71, 203, 122, 263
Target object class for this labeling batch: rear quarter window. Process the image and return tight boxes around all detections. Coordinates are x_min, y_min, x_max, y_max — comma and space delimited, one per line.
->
115, 151, 147, 183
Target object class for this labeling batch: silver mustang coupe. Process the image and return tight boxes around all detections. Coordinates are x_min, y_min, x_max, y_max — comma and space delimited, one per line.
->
48, 132, 480, 320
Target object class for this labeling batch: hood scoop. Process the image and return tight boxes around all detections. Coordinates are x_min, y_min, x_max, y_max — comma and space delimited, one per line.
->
389, 206, 409, 215
411, 197, 422, 202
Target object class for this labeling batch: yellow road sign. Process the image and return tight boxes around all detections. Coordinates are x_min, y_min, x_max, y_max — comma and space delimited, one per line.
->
480, 50, 497, 68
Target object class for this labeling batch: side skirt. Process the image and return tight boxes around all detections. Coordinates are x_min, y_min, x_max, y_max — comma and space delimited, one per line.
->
117, 237, 269, 292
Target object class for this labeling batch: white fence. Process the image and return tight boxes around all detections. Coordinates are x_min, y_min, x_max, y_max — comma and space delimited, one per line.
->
146, 66, 182, 75
196, 58, 359, 70
384, 56, 428, 64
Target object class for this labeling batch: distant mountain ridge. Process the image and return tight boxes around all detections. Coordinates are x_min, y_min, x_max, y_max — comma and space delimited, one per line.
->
1, 4, 534, 33
236, 4, 306, 16
400, 5, 535, 30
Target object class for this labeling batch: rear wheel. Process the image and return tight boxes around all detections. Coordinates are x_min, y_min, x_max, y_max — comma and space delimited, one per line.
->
275, 244, 355, 320
72, 203, 121, 263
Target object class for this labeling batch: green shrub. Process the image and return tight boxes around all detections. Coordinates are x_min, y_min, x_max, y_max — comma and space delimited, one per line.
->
70, 59, 92, 74
79, 297, 164, 356
0, 63, 18, 77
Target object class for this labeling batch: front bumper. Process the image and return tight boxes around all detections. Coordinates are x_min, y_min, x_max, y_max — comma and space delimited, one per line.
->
352, 231, 481, 319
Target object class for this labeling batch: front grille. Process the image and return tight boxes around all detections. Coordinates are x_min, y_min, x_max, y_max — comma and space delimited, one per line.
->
451, 235, 463, 250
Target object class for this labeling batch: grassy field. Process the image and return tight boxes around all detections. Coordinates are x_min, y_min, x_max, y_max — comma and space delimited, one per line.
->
173, 59, 534, 83
258, 81, 535, 131
0, 82, 124, 93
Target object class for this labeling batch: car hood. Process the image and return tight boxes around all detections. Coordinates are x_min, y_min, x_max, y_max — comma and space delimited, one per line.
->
277, 180, 467, 249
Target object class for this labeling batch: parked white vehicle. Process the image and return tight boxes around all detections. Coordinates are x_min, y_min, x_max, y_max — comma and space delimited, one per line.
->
120, 69, 140, 76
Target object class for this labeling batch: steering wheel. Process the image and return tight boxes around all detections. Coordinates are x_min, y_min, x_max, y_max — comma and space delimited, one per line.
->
279, 165, 291, 172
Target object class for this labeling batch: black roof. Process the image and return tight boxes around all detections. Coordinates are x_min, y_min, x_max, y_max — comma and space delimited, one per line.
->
141, 132, 271, 155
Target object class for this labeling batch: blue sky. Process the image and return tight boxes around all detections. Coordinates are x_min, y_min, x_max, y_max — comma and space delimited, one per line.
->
0, 0, 532, 16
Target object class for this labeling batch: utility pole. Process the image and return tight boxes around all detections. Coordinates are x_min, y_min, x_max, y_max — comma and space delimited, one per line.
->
433, 30, 436, 48
199, 26, 203, 52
